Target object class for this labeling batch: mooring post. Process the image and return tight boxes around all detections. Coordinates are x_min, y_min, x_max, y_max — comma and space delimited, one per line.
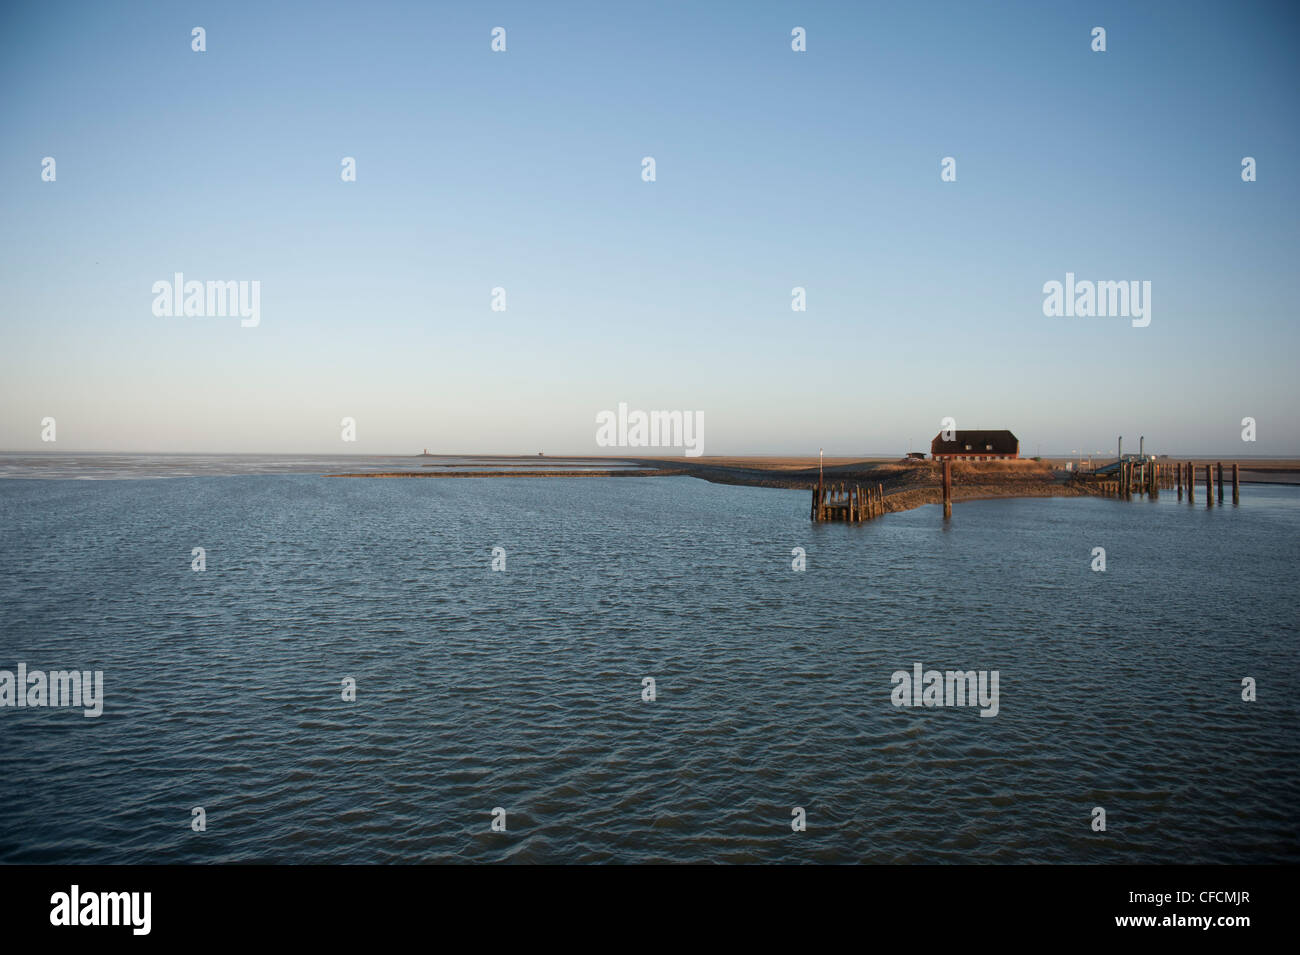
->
1232, 463, 1240, 505
878, 483, 884, 518
1205, 463, 1213, 507
1188, 462, 1195, 505
1217, 463, 1224, 503
1176, 462, 1182, 499
1151, 462, 1159, 499
942, 460, 952, 519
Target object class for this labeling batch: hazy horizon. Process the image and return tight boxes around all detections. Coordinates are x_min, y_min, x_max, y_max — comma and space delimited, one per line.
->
2, 446, 1295, 460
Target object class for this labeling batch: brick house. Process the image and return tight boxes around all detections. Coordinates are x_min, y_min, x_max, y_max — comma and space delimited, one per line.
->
931, 430, 1020, 461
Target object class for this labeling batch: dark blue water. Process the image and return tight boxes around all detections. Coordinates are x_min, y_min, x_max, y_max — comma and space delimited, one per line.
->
1, 474, 1296, 863
0, 453, 642, 480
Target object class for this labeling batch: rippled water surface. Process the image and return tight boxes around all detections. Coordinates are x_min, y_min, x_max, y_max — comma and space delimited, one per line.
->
1, 474, 1297, 863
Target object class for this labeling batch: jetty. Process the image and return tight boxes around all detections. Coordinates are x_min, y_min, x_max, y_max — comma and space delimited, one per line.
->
810, 459, 957, 522
810, 451, 1244, 524
810, 481, 888, 522
1076, 458, 1240, 506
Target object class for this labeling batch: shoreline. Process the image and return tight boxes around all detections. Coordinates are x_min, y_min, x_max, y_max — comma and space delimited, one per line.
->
329, 456, 1296, 517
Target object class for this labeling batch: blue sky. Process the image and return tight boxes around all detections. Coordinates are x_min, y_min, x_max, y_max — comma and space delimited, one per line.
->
2, 0, 1296, 456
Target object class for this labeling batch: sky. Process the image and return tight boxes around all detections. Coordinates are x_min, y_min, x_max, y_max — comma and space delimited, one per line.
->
1, 0, 1297, 457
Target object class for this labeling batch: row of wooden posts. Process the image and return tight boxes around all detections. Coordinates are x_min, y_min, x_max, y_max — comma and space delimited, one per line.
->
1093, 461, 1240, 506
811, 459, 1242, 523
811, 460, 955, 523
810, 481, 887, 522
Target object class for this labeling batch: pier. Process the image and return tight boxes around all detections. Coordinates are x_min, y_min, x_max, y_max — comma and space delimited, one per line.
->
1077, 459, 1240, 505
810, 481, 886, 522
809, 454, 1244, 524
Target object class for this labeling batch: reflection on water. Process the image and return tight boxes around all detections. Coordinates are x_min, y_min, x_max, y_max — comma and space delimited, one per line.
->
0, 475, 1296, 863
0, 453, 645, 480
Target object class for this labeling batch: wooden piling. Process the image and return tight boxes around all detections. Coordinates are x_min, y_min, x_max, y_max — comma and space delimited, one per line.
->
1176, 462, 1182, 500
1232, 463, 1240, 505
1205, 463, 1213, 507
1217, 462, 1224, 503
1188, 462, 1195, 505
942, 460, 952, 519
